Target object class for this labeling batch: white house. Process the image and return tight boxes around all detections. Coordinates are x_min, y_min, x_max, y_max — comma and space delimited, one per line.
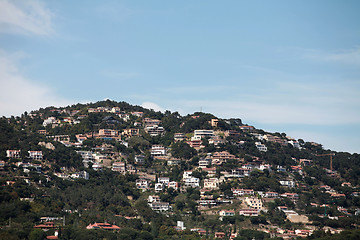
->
155, 183, 164, 192
280, 180, 296, 188
239, 209, 260, 216
145, 125, 165, 136
194, 129, 215, 138
136, 178, 151, 191
148, 195, 161, 203
184, 177, 200, 188
28, 151, 43, 160
151, 145, 167, 156
158, 177, 170, 186
219, 210, 235, 217
168, 181, 180, 190
199, 159, 212, 168
255, 142, 267, 152
6, 150, 21, 159
203, 178, 219, 190
149, 202, 170, 212
183, 170, 193, 179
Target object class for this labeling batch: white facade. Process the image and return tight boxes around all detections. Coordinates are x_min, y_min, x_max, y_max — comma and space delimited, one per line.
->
280, 180, 296, 188
149, 202, 170, 212
203, 178, 219, 190
43, 117, 57, 127
28, 151, 43, 160
6, 150, 21, 159
148, 195, 161, 203
155, 183, 164, 192
255, 142, 267, 152
136, 178, 150, 191
194, 130, 214, 138
145, 125, 165, 136
158, 177, 170, 185
168, 181, 180, 190
239, 209, 260, 216
151, 145, 167, 156
199, 159, 212, 168
183, 170, 193, 179
184, 177, 200, 188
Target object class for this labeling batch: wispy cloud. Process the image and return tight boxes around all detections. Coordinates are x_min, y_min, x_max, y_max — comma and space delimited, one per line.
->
307, 47, 360, 66
0, 51, 72, 117
279, 46, 360, 66
141, 102, 164, 112
0, 0, 54, 36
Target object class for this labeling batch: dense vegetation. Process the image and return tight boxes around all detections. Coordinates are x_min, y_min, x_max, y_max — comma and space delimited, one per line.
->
0, 100, 359, 239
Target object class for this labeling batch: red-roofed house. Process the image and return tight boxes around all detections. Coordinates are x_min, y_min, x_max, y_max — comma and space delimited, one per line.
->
215, 232, 226, 238
34, 222, 55, 230
86, 222, 121, 230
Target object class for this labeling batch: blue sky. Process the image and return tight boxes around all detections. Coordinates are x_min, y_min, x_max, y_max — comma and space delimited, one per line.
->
0, 0, 359, 153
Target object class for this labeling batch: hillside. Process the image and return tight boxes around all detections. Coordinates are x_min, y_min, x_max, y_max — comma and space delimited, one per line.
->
1, 100, 360, 240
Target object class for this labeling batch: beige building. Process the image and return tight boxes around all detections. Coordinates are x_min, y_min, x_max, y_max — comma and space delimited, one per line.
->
244, 197, 263, 210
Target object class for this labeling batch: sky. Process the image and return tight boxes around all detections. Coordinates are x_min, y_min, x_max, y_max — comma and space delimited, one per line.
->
0, 0, 359, 154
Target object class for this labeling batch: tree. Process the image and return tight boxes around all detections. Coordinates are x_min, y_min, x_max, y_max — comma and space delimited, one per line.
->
28, 229, 46, 240
171, 141, 197, 159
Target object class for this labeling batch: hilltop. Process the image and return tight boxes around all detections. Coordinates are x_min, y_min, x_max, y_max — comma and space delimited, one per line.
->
1, 100, 360, 240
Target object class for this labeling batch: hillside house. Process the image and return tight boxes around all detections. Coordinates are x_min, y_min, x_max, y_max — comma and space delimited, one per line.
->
224, 130, 240, 137
263, 192, 279, 198
143, 118, 161, 127
149, 202, 170, 212
184, 177, 200, 188
280, 180, 296, 188
112, 162, 126, 173
280, 193, 299, 200
155, 183, 164, 192
209, 118, 219, 127
199, 158, 212, 168
158, 177, 170, 185
232, 189, 255, 196
28, 151, 43, 160
148, 195, 161, 203
255, 142, 267, 152
6, 150, 21, 159
194, 129, 215, 138
136, 178, 151, 191
98, 129, 120, 140
203, 167, 216, 177
239, 125, 255, 132
86, 222, 121, 230
203, 178, 219, 190
239, 209, 260, 216
145, 125, 164, 136
186, 139, 204, 150
174, 133, 186, 142
151, 145, 167, 156
219, 210, 235, 217
168, 181, 180, 190
122, 128, 140, 137
215, 232, 226, 238
129, 111, 143, 118
245, 197, 263, 209
134, 155, 145, 165
183, 170, 193, 179
212, 151, 235, 161
209, 136, 225, 146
